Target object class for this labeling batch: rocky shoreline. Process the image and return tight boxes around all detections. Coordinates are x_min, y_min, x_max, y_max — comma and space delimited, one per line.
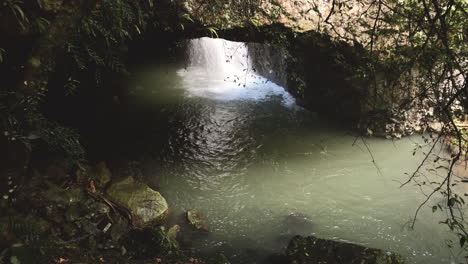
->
0, 160, 204, 263
0, 160, 406, 264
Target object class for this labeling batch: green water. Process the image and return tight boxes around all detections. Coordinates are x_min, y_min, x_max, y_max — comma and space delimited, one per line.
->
116, 61, 466, 264
111, 38, 465, 263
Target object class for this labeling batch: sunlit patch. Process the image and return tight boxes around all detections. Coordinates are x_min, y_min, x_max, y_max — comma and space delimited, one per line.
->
177, 37, 296, 107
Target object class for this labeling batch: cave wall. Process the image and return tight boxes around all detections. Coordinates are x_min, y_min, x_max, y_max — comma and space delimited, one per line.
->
247, 42, 289, 88
288, 32, 366, 122
231, 27, 367, 123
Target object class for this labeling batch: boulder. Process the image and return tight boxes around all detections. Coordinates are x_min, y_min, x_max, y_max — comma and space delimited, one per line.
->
186, 210, 208, 231
122, 226, 176, 259
107, 176, 169, 225
285, 235, 404, 264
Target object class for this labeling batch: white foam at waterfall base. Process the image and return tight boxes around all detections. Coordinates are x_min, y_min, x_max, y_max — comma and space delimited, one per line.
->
177, 37, 296, 106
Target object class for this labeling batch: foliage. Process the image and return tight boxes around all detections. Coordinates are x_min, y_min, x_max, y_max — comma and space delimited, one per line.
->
1, 0, 160, 169
0, 216, 47, 243
180, 0, 283, 29
366, 0, 467, 253
0, 85, 85, 167
65, 0, 157, 85
207, 27, 219, 38
0, 0, 50, 33
3, 0, 29, 30
0, 215, 50, 263
0, 1, 84, 166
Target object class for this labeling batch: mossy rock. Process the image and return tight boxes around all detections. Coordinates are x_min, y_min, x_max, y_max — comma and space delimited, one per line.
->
107, 176, 169, 225
166, 224, 180, 247
186, 210, 208, 231
122, 226, 176, 259
285, 235, 405, 264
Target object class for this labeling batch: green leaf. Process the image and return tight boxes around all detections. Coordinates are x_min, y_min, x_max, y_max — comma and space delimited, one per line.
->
182, 13, 194, 23
134, 25, 141, 35
207, 27, 219, 38
432, 206, 437, 213
249, 18, 260, 27
13, 5, 26, 22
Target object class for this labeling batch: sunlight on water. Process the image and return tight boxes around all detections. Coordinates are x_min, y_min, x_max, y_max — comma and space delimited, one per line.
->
176, 37, 296, 107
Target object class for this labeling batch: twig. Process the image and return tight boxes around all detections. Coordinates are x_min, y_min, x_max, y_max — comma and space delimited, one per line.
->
411, 180, 446, 229
360, 136, 382, 176
400, 133, 443, 188
324, 0, 336, 23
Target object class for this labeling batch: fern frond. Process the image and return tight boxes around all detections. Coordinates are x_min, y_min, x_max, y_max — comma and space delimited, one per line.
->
208, 27, 219, 38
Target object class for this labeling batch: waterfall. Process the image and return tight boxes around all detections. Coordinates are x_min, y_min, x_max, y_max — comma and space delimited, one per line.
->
178, 37, 296, 106
187, 37, 252, 79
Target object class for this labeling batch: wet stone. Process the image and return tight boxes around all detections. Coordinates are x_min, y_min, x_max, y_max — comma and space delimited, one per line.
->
285, 235, 405, 264
122, 226, 176, 259
107, 176, 169, 225
186, 210, 208, 231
